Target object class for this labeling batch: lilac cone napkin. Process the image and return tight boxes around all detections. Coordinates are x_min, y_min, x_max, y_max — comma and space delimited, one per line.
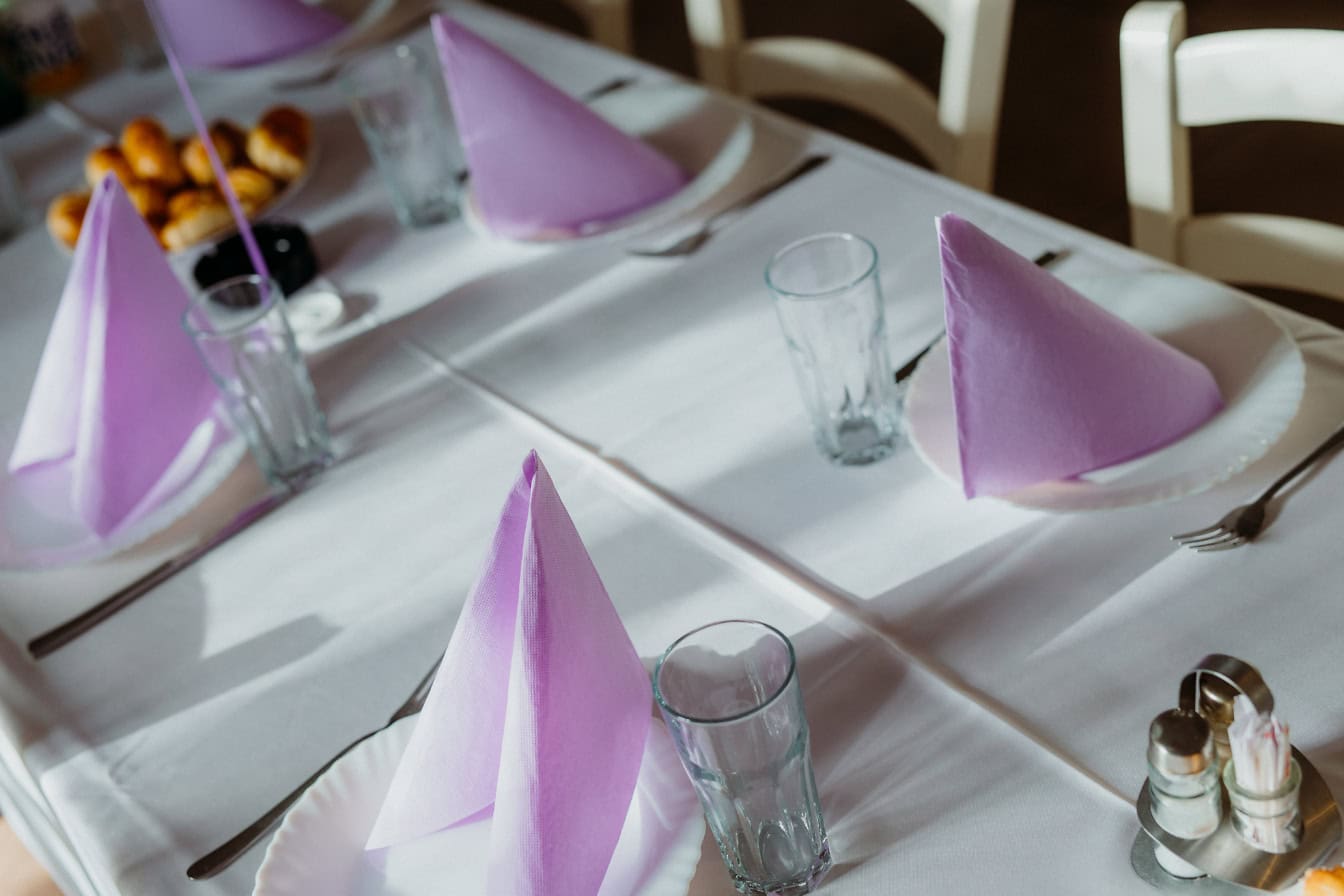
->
938, 213, 1224, 498
8, 176, 218, 536
366, 452, 654, 895
431, 16, 687, 238
153, 0, 346, 69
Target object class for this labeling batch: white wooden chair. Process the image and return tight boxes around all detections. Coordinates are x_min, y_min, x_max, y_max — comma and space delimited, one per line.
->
1121, 1, 1344, 302
557, 0, 633, 54
682, 0, 1015, 191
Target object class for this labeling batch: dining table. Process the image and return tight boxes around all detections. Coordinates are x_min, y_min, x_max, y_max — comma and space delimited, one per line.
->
2, 2, 1343, 895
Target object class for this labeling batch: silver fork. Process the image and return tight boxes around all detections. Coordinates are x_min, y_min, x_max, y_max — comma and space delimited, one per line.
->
628, 153, 832, 258
185, 657, 442, 880
1173, 420, 1344, 551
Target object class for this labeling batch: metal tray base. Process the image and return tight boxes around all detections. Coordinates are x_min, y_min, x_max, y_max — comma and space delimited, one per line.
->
1134, 749, 1341, 893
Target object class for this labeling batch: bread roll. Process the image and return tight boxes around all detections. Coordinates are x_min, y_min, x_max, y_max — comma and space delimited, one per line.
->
120, 117, 185, 189
181, 120, 247, 185
166, 187, 218, 221
124, 180, 167, 219
1306, 868, 1344, 896
225, 165, 277, 216
84, 144, 135, 189
160, 189, 232, 251
46, 190, 90, 249
246, 105, 310, 182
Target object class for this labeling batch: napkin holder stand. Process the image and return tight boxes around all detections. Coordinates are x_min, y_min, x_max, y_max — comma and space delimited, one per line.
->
1131, 656, 1343, 894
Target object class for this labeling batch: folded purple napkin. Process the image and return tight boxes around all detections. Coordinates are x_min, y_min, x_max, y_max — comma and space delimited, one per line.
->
153, 0, 346, 69
431, 15, 687, 238
8, 176, 218, 536
938, 213, 1224, 498
366, 452, 656, 895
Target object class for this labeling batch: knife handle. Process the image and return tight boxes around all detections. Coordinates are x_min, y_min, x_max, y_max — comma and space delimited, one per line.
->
186, 731, 374, 880
28, 557, 182, 659
27, 490, 291, 660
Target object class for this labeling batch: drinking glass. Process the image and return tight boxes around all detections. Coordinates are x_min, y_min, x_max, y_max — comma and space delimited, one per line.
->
183, 276, 333, 487
340, 43, 461, 228
654, 620, 831, 896
766, 232, 903, 465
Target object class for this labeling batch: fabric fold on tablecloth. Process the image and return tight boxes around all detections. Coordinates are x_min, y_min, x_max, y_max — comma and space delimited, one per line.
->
7, 175, 219, 537
366, 450, 690, 895
430, 15, 687, 239
150, 0, 347, 69
938, 213, 1223, 498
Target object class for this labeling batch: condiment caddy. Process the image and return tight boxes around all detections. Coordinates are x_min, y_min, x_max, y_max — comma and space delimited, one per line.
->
1131, 654, 1342, 893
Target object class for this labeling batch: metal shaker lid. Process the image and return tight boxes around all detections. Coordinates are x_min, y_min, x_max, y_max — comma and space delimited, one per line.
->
1178, 654, 1273, 723
1148, 709, 1215, 776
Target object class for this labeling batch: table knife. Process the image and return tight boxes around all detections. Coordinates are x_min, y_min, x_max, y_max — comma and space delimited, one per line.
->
28, 489, 294, 660
893, 248, 1069, 384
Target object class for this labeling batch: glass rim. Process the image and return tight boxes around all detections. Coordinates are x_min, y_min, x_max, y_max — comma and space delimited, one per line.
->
338, 42, 426, 96
182, 274, 280, 340
764, 231, 879, 301
1223, 756, 1302, 802
653, 619, 797, 725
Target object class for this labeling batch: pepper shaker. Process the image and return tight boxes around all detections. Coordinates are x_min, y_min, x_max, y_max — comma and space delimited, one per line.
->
1147, 708, 1222, 878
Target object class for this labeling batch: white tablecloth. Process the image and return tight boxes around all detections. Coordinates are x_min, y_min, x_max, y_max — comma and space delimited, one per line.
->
2, 4, 1342, 895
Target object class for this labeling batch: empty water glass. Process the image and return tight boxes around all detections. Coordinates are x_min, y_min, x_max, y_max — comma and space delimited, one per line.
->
340, 43, 461, 228
183, 276, 333, 487
766, 232, 903, 465
655, 620, 831, 896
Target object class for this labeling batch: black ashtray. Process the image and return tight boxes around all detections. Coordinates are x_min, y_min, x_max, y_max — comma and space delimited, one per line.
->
193, 221, 319, 302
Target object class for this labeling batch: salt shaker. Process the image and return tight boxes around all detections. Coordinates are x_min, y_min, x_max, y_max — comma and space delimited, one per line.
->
1147, 708, 1222, 878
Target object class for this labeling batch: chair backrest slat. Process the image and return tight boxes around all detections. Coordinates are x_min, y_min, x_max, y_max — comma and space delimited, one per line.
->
1120, 1, 1344, 303
685, 0, 1013, 191
1176, 30, 1344, 127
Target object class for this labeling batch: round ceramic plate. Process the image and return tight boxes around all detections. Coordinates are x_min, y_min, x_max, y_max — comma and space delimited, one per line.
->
904, 270, 1306, 512
461, 80, 755, 245
0, 411, 246, 569
194, 0, 399, 77
253, 716, 705, 896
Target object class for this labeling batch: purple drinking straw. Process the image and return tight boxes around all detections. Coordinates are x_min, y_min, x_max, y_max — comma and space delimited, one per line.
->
143, 0, 273, 295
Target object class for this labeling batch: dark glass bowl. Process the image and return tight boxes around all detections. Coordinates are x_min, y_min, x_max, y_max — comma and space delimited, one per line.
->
193, 221, 318, 303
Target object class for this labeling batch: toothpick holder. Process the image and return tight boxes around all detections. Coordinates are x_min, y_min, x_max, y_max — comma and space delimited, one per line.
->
1131, 656, 1342, 893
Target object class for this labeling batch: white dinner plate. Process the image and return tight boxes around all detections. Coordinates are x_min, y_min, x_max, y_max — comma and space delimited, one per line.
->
254, 716, 705, 896
461, 80, 755, 245
193, 0, 399, 77
0, 411, 246, 569
904, 270, 1306, 512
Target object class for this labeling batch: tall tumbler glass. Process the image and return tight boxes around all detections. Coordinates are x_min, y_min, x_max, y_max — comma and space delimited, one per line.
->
766, 232, 903, 465
654, 620, 830, 896
340, 43, 461, 228
183, 276, 333, 487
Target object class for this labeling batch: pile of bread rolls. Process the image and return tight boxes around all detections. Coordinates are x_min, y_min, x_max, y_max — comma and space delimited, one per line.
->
47, 105, 312, 252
